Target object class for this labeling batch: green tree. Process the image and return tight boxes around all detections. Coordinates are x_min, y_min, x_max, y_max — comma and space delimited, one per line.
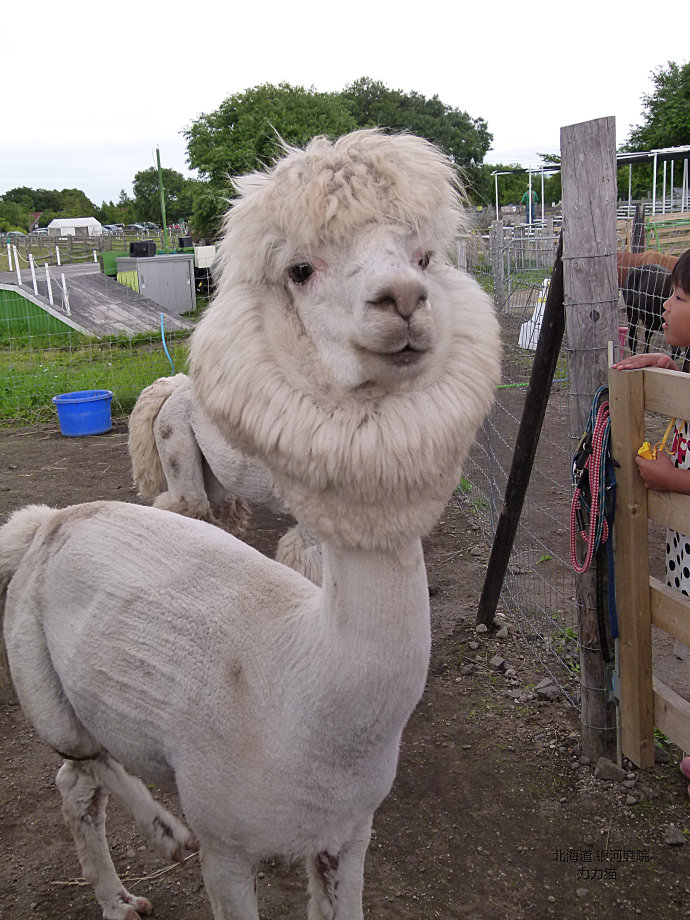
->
625, 61, 690, 151
188, 183, 226, 240
94, 200, 123, 224
58, 188, 96, 216
342, 77, 492, 169
183, 79, 495, 222
1, 187, 35, 210
132, 167, 195, 225
185, 83, 357, 186
116, 188, 136, 225
0, 198, 30, 232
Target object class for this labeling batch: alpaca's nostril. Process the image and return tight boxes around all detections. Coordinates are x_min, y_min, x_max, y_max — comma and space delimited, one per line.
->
368, 283, 429, 319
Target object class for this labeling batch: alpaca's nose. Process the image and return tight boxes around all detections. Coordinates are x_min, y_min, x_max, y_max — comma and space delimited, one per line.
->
368, 278, 429, 319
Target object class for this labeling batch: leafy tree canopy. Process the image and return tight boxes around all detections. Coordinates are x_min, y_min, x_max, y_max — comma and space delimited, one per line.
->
132, 167, 195, 225
624, 60, 690, 151
342, 77, 492, 168
184, 83, 357, 187
183, 79, 493, 231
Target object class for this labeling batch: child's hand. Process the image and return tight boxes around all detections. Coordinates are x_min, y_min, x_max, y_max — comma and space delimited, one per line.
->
635, 451, 677, 491
612, 353, 677, 370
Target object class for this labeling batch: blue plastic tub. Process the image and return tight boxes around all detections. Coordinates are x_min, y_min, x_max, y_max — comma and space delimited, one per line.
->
52, 389, 113, 437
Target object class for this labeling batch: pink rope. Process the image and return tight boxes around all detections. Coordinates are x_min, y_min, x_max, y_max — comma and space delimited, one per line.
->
570, 402, 610, 574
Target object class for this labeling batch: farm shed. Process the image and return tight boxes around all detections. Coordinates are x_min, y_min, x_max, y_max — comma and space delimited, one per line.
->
115, 253, 196, 315
47, 217, 103, 238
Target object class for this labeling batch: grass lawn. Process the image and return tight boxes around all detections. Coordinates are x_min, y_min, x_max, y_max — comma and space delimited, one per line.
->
1, 331, 190, 425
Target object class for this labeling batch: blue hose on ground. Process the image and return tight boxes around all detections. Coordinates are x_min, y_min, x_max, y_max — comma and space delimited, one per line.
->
160, 313, 175, 374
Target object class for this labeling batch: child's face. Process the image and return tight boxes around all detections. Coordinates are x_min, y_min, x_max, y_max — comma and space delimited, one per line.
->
663, 284, 690, 348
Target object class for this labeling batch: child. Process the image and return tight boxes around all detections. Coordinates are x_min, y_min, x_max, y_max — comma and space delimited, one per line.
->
613, 251, 690, 619
613, 249, 690, 794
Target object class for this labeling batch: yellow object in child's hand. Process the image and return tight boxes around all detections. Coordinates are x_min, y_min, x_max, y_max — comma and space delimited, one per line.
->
637, 417, 677, 461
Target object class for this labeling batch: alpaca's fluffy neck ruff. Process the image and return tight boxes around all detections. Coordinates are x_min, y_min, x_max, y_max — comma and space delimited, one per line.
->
190, 267, 500, 550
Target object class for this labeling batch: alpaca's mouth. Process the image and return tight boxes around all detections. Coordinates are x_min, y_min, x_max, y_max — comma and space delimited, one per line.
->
386, 345, 425, 366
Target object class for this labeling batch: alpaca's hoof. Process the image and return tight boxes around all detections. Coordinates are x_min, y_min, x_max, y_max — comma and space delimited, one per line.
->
171, 835, 200, 862
103, 891, 153, 920
125, 895, 153, 916
680, 756, 690, 781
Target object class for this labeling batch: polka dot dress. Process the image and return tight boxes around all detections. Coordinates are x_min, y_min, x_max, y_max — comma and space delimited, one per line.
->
665, 419, 690, 666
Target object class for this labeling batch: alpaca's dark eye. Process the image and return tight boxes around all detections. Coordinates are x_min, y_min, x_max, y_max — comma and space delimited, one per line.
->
418, 252, 432, 270
288, 263, 314, 284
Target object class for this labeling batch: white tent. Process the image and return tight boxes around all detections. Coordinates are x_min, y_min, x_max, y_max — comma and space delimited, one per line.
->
47, 217, 103, 238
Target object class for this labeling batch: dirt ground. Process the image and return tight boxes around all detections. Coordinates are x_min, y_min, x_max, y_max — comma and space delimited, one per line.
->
1, 419, 689, 920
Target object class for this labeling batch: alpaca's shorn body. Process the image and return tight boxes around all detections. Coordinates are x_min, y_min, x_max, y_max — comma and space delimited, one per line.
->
0, 130, 501, 920
128, 373, 322, 583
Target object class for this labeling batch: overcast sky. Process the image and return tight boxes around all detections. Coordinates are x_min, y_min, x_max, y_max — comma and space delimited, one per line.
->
3, 1, 687, 205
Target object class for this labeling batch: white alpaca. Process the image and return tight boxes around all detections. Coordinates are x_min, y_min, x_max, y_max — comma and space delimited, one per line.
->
128, 372, 323, 583
0, 130, 500, 920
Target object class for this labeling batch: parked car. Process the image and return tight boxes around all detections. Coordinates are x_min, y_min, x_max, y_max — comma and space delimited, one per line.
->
6, 230, 25, 238
102, 224, 121, 233
125, 223, 146, 233
141, 222, 159, 231
33, 228, 49, 235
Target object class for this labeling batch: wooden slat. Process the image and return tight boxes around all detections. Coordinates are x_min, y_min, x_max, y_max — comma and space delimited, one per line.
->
643, 366, 690, 420
609, 366, 655, 767
653, 677, 690, 754
647, 212, 690, 224
648, 491, 690, 532
650, 576, 690, 646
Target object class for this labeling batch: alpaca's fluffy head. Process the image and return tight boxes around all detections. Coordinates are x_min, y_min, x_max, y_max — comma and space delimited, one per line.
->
217, 129, 466, 288
191, 130, 501, 548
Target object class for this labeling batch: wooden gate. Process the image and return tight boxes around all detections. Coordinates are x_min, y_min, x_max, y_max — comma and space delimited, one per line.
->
610, 365, 690, 767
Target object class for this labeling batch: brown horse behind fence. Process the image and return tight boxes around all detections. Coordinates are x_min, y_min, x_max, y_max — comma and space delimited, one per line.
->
616, 250, 678, 286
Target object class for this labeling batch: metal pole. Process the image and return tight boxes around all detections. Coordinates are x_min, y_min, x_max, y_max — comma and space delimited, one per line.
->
45, 264, 54, 306
29, 253, 38, 295
13, 246, 21, 286
157, 146, 169, 252
60, 272, 71, 315
662, 161, 667, 213
540, 169, 545, 223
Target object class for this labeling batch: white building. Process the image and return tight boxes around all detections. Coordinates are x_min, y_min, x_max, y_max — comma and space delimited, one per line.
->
47, 217, 103, 238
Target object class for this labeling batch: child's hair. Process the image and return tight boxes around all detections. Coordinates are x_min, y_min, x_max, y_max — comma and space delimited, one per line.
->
671, 248, 690, 294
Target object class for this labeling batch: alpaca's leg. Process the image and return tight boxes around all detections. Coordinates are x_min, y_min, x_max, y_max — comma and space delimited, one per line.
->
203, 462, 252, 535
153, 413, 213, 522
306, 818, 373, 920
199, 845, 260, 920
56, 760, 153, 920
91, 753, 198, 862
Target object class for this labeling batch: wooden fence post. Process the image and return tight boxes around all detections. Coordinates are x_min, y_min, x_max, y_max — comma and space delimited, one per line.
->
631, 203, 646, 253
561, 116, 620, 762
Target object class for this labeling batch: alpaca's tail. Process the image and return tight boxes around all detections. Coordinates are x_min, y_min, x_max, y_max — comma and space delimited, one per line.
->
275, 524, 323, 586
0, 505, 56, 700
129, 374, 188, 500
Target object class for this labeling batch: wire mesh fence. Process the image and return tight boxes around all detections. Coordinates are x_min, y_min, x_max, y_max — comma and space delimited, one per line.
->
460, 210, 686, 711
461, 230, 581, 704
